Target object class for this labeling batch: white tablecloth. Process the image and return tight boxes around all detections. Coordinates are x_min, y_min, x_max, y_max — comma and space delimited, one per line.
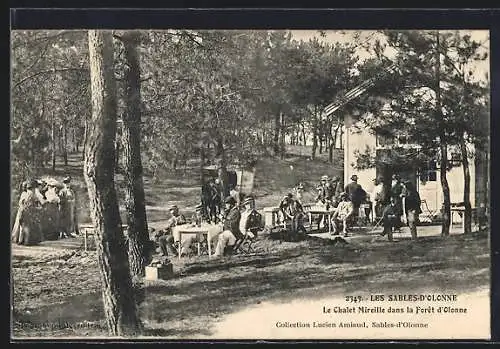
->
171, 223, 223, 243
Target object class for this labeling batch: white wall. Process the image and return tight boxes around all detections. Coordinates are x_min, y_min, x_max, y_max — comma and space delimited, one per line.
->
345, 116, 476, 221
344, 115, 377, 194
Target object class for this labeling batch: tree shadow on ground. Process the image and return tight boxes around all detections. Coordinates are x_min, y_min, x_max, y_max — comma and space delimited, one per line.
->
13, 232, 489, 338
138, 233, 489, 337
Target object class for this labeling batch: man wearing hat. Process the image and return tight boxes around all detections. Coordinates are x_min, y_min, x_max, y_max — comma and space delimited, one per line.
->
59, 175, 79, 238
390, 174, 405, 217
191, 203, 206, 227
330, 176, 342, 201
214, 196, 243, 257
401, 181, 422, 240
331, 192, 355, 236
238, 196, 258, 242
371, 177, 384, 222
344, 174, 367, 223
279, 193, 306, 240
157, 205, 187, 256
316, 175, 335, 208
293, 182, 305, 203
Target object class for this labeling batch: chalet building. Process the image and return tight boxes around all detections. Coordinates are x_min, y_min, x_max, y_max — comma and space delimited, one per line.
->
343, 113, 489, 222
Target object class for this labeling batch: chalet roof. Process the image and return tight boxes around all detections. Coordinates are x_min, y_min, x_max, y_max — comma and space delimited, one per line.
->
322, 62, 398, 120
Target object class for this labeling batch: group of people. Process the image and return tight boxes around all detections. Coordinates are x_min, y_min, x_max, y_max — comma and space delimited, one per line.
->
377, 174, 422, 241
280, 172, 422, 241
11, 176, 78, 246
151, 191, 263, 259
200, 178, 245, 225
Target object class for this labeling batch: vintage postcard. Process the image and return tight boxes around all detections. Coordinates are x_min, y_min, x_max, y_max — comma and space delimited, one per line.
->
10, 24, 491, 341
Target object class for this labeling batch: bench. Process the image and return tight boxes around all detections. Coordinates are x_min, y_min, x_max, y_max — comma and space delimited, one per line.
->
79, 224, 128, 251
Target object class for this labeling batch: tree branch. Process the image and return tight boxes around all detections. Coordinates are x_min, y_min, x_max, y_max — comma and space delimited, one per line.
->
13, 67, 89, 89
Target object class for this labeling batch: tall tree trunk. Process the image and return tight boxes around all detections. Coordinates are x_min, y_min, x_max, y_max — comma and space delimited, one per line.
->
82, 119, 88, 161
121, 31, 150, 278
328, 122, 334, 163
312, 125, 318, 160
51, 116, 56, 172
85, 30, 141, 336
216, 136, 229, 198
279, 112, 285, 160
475, 146, 488, 229
319, 132, 323, 154
73, 128, 78, 152
301, 122, 307, 146
62, 122, 68, 166
273, 112, 280, 156
436, 31, 451, 237
459, 139, 472, 234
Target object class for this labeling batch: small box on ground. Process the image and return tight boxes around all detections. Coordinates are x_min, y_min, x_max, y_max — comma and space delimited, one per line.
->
145, 263, 174, 280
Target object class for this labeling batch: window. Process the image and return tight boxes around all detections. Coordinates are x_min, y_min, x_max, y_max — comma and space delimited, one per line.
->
419, 159, 437, 182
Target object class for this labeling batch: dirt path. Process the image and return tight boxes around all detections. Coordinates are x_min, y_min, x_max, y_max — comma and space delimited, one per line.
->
203, 288, 489, 340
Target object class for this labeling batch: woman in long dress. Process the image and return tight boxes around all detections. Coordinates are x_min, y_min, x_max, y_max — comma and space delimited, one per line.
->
11, 181, 28, 242
59, 176, 78, 237
11, 180, 43, 245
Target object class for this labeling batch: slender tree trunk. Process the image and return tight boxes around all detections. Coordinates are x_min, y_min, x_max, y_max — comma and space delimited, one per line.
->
82, 119, 88, 161
51, 116, 56, 172
475, 146, 488, 229
62, 122, 68, 166
273, 112, 280, 156
85, 30, 141, 336
312, 126, 318, 160
121, 31, 151, 278
73, 128, 78, 152
280, 112, 285, 160
459, 139, 472, 234
301, 122, 307, 146
436, 31, 451, 237
216, 136, 229, 198
328, 122, 334, 163
339, 127, 344, 149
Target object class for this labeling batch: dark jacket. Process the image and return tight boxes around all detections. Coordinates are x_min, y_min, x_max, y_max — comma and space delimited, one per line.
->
404, 190, 422, 214
382, 203, 400, 222
246, 210, 263, 232
345, 182, 366, 205
223, 206, 243, 239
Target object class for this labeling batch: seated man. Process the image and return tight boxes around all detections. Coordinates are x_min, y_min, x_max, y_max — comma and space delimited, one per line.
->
380, 196, 402, 242
214, 196, 243, 257
157, 205, 187, 257
279, 193, 306, 241
239, 197, 259, 239
331, 192, 355, 237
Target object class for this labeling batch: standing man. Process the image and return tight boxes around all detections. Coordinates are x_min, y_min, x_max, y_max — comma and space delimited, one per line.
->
59, 176, 78, 238
207, 179, 222, 223
390, 174, 405, 219
330, 176, 342, 207
380, 196, 401, 242
371, 177, 384, 222
316, 175, 335, 208
344, 174, 367, 223
402, 181, 422, 240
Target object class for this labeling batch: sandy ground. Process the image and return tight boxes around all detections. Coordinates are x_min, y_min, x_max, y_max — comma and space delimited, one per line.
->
204, 288, 490, 340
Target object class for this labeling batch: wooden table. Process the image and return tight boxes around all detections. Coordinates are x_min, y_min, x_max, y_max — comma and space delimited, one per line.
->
79, 224, 128, 251
307, 207, 334, 234
450, 207, 477, 234
172, 224, 223, 259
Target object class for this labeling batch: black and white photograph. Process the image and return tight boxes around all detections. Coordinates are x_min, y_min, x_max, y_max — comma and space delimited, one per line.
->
10, 26, 491, 340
